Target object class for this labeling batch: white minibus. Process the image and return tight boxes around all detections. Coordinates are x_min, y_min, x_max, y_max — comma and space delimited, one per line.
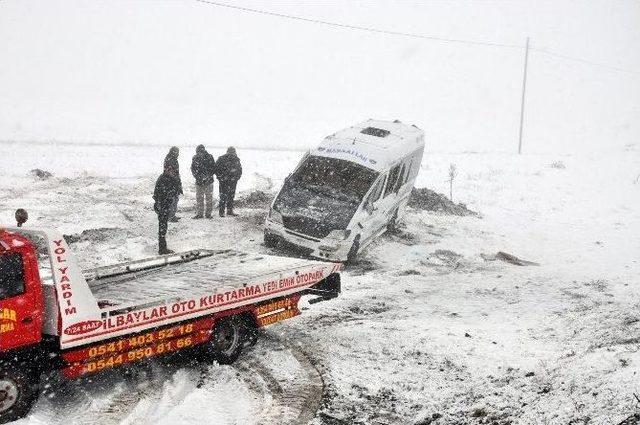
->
264, 119, 425, 262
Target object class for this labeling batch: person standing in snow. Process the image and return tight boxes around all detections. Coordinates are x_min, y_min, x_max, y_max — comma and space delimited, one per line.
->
190, 144, 216, 219
163, 146, 183, 222
153, 163, 181, 254
215, 146, 242, 217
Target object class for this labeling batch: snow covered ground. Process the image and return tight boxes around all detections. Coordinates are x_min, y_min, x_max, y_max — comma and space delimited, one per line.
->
1, 142, 639, 424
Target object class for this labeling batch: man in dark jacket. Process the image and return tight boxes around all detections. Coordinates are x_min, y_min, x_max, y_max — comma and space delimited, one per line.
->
163, 146, 183, 222
153, 164, 181, 254
191, 144, 216, 219
215, 146, 242, 217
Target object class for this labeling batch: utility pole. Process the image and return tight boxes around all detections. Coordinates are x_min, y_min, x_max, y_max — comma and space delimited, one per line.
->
518, 37, 530, 155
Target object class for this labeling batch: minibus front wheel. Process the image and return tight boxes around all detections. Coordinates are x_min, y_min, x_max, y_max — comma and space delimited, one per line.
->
264, 232, 279, 248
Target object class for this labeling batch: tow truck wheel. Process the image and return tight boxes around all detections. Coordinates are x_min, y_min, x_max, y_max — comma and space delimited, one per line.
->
0, 368, 39, 424
208, 317, 244, 365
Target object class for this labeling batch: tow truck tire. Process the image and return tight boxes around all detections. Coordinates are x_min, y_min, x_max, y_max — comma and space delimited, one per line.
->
207, 317, 244, 365
0, 368, 39, 424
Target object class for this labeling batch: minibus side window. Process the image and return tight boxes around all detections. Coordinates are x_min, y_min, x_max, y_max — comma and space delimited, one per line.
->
384, 165, 401, 197
0, 253, 26, 300
367, 176, 385, 204
405, 160, 413, 184
395, 164, 406, 193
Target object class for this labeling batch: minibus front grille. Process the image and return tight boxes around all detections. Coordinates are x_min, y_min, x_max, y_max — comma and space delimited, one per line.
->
284, 230, 320, 242
282, 216, 333, 239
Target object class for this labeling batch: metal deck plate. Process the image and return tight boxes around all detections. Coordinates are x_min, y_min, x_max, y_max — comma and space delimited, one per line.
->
89, 250, 316, 306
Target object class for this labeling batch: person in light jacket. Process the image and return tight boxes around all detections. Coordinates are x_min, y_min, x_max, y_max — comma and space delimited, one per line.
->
190, 144, 216, 219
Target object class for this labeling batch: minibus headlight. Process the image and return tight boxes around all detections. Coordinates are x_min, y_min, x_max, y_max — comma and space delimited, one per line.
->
268, 209, 283, 224
327, 230, 351, 240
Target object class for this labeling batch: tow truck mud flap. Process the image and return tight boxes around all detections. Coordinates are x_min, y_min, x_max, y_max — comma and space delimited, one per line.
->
253, 295, 302, 327
304, 272, 341, 304
61, 317, 215, 378
249, 272, 341, 326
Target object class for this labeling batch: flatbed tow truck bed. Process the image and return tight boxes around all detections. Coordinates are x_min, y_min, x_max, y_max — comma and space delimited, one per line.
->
87, 249, 320, 307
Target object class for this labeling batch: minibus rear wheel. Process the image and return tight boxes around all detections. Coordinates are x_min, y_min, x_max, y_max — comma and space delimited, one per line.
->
346, 235, 361, 264
387, 210, 399, 233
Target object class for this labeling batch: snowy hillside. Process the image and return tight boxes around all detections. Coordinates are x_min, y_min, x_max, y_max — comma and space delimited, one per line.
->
1, 143, 638, 424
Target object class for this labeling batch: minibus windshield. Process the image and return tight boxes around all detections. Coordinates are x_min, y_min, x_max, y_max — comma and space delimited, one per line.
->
289, 156, 378, 202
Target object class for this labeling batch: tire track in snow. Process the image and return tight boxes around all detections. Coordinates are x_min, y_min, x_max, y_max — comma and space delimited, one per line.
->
236, 331, 324, 425
23, 365, 185, 425
20, 332, 324, 425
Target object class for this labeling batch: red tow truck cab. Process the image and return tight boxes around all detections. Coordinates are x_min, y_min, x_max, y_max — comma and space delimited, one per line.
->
0, 234, 43, 353
0, 227, 341, 423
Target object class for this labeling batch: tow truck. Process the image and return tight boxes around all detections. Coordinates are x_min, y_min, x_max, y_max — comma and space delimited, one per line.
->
0, 224, 341, 423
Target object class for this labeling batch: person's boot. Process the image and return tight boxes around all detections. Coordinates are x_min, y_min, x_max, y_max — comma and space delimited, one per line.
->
205, 213, 212, 219
219, 208, 225, 217
192, 214, 204, 219
227, 199, 237, 216
158, 238, 174, 255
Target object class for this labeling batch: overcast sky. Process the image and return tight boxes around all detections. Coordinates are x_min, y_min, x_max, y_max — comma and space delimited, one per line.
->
1, 0, 639, 153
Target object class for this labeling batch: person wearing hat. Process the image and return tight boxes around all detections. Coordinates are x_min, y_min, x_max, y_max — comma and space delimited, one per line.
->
191, 144, 216, 219
215, 146, 242, 217
153, 163, 181, 254
163, 146, 183, 222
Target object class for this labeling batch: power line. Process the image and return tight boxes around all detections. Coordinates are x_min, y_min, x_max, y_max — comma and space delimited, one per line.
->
193, 0, 523, 49
193, 0, 640, 76
530, 47, 640, 76
4, 0, 636, 76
